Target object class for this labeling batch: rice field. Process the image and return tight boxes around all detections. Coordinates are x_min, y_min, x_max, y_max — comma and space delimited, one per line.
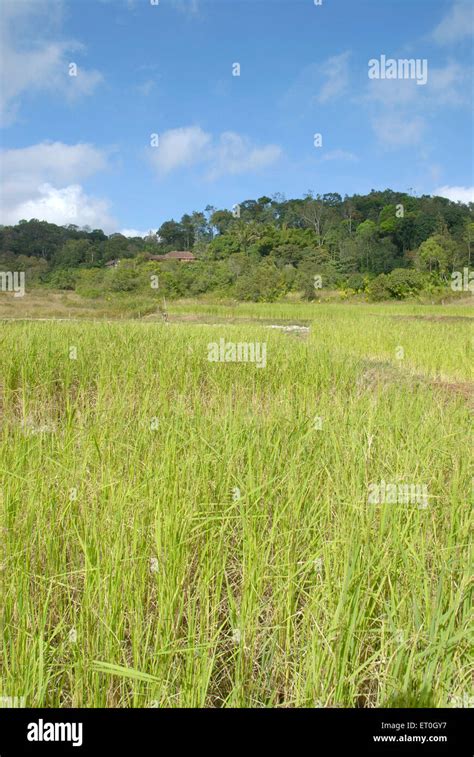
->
0, 301, 472, 707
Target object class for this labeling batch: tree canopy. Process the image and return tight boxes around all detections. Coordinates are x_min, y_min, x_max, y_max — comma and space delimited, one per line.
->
1, 189, 471, 300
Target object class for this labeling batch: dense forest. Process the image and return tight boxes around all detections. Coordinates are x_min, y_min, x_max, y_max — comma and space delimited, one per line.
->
1, 189, 472, 300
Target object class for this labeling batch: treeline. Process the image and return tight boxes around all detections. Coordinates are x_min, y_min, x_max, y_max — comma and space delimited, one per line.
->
0, 189, 472, 300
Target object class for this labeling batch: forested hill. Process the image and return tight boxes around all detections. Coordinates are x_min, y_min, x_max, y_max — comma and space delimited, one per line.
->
1, 189, 472, 301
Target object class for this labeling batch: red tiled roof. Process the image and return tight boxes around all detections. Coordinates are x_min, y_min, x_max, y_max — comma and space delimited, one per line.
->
165, 251, 195, 260
149, 251, 196, 262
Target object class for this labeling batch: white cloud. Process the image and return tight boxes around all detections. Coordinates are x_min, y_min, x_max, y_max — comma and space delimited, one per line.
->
434, 185, 474, 203
148, 126, 282, 179
66, 64, 104, 99
207, 132, 282, 180
4, 184, 116, 230
0, 0, 63, 25
363, 59, 471, 148
171, 0, 199, 14
321, 149, 358, 162
365, 76, 420, 108
372, 114, 426, 147
149, 126, 211, 174
0, 142, 116, 231
137, 80, 156, 96
429, 62, 471, 106
365, 61, 470, 109
432, 1, 474, 45
316, 51, 351, 104
0, 0, 103, 126
2, 142, 107, 188
120, 229, 157, 238
280, 53, 351, 115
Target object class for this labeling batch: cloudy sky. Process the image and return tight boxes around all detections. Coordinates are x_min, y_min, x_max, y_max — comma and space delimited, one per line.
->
0, 0, 473, 236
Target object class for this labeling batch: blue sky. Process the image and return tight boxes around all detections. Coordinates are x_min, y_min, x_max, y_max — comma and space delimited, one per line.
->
0, 0, 473, 235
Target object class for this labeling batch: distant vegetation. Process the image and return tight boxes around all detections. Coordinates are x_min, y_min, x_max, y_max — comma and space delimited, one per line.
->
1, 189, 472, 301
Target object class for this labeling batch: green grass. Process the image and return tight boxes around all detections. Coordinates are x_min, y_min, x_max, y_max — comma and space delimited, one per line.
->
0, 302, 472, 707
168, 297, 474, 321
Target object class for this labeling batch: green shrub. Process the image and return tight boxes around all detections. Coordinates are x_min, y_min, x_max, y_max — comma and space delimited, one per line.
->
368, 269, 427, 300
234, 260, 286, 302
344, 273, 367, 293
47, 269, 77, 290
75, 268, 105, 298
107, 267, 139, 292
